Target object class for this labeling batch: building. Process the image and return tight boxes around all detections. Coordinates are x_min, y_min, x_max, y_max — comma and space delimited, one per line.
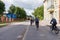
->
43, 0, 60, 24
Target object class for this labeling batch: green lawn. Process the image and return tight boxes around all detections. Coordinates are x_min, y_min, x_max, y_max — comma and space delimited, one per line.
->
0, 23, 7, 28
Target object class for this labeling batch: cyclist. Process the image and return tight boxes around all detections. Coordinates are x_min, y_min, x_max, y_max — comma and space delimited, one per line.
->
50, 18, 57, 31
30, 18, 34, 26
35, 17, 39, 30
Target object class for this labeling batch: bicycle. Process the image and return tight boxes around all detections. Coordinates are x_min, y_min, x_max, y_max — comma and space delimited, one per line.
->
35, 22, 39, 30
49, 25, 59, 34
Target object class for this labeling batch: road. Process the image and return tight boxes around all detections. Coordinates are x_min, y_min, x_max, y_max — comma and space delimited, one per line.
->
24, 24, 60, 40
0, 21, 60, 40
0, 21, 30, 40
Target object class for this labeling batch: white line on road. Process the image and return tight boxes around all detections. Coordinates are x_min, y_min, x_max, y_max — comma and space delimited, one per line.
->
22, 25, 30, 40
17, 35, 23, 38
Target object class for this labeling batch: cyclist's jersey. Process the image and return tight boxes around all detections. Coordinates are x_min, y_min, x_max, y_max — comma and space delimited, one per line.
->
50, 18, 57, 25
35, 18, 39, 23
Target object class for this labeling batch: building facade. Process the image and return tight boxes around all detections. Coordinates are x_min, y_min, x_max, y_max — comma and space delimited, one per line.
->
44, 0, 60, 24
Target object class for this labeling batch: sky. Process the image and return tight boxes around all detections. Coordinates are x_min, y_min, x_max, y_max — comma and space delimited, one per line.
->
2, 0, 43, 16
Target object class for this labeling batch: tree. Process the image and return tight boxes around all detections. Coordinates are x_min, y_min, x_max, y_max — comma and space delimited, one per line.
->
33, 5, 44, 20
0, 0, 5, 15
8, 5, 27, 19
15, 7, 27, 19
8, 4, 16, 13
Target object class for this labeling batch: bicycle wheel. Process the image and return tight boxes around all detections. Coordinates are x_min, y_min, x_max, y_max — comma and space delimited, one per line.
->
55, 30, 59, 34
36, 23, 39, 31
55, 29, 59, 34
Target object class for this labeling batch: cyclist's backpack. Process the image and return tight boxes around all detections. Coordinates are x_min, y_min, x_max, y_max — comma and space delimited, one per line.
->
35, 18, 39, 23
50, 18, 57, 24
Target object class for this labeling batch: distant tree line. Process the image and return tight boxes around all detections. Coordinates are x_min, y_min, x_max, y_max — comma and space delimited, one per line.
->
0, 0, 27, 19
8, 4, 27, 19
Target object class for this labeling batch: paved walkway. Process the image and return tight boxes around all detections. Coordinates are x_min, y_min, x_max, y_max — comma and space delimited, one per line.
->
24, 25, 60, 40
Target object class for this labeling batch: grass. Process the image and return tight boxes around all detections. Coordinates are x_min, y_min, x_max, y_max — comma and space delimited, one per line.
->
0, 22, 7, 28
0, 25, 6, 28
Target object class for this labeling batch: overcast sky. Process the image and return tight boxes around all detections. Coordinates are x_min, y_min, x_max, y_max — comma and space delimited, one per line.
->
2, 0, 43, 15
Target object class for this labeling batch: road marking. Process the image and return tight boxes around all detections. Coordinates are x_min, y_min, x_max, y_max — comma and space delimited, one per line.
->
22, 25, 30, 40
17, 35, 23, 38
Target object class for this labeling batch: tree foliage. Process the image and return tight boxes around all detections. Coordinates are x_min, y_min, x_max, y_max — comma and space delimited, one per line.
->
8, 4, 16, 13
33, 5, 44, 20
15, 7, 26, 18
8, 5, 27, 19
0, 0, 5, 15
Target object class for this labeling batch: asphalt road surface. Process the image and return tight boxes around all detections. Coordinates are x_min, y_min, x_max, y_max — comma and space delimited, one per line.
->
24, 25, 60, 40
0, 21, 60, 40
0, 21, 29, 40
